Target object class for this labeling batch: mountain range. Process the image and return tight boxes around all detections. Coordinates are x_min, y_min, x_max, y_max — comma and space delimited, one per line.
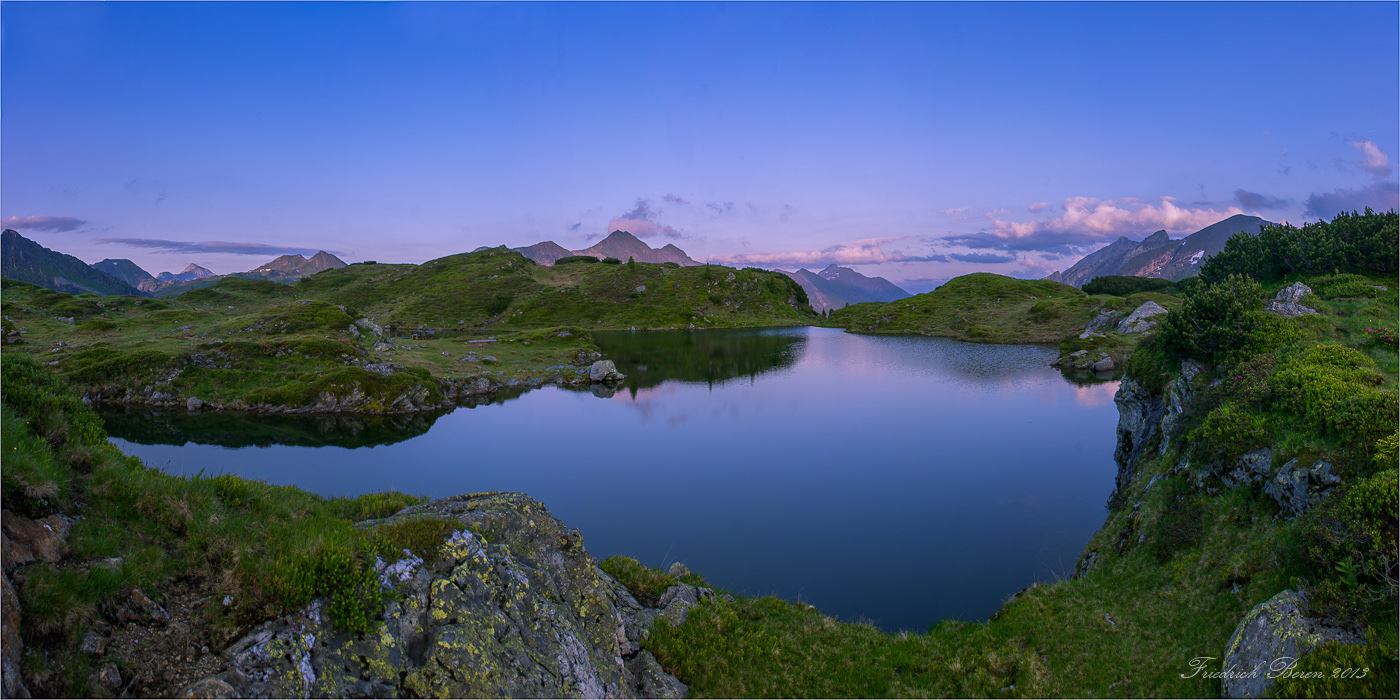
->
512, 230, 701, 266
784, 265, 911, 311
2, 229, 145, 297
1044, 214, 1272, 288
1, 229, 347, 298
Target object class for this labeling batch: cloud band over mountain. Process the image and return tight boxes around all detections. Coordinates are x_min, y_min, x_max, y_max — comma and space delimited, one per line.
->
97, 237, 338, 257
711, 237, 949, 267
942, 196, 1244, 254
2, 215, 87, 232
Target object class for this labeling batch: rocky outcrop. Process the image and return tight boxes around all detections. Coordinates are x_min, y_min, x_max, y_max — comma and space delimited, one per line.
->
1116, 301, 1168, 334
1220, 590, 1361, 698
178, 492, 690, 699
1, 511, 72, 569
1264, 282, 1319, 318
2, 572, 28, 698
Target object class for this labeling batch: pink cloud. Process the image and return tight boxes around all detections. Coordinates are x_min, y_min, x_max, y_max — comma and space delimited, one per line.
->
1347, 140, 1393, 179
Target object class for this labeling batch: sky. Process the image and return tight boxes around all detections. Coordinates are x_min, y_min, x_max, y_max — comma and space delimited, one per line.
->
3, 2, 1397, 293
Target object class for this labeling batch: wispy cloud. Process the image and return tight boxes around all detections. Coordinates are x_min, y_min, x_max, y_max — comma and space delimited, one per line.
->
939, 207, 968, 216
950, 252, 1016, 264
1348, 140, 1393, 179
705, 201, 734, 217
710, 237, 949, 268
1027, 202, 1048, 212
608, 199, 684, 239
97, 238, 336, 257
2, 215, 87, 232
942, 196, 1243, 254
662, 194, 688, 204
1233, 189, 1289, 211
1303, 181, 1400, 219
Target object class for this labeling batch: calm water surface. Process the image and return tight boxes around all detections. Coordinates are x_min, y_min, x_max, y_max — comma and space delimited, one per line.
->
105, 327, 1120, 632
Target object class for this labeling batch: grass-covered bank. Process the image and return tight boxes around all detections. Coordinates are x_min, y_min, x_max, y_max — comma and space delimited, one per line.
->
1, 353, 452, 695
1, 248, 816, 414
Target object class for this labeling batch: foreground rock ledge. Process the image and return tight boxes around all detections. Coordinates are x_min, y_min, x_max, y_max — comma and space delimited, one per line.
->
179, 492, 694, 699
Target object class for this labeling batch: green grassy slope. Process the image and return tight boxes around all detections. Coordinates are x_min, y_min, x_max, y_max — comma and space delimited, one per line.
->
822, 272, 1179, 345
1, 250, 816, 411
295, 247, 815, 330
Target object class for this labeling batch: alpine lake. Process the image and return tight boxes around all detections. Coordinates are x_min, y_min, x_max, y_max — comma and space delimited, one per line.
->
102, 327, 1121, 633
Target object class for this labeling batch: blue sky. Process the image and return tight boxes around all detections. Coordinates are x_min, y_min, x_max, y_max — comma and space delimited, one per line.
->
3, 2, 1396, 292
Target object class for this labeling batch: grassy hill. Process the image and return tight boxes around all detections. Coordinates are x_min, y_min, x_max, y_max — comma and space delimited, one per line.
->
822, 273, 1127, 343
0, 250, 815, 413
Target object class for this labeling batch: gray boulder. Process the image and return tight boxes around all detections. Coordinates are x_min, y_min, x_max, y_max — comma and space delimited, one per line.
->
1222, 448, 1274, 488
1263, 460, 1311, 516
1116, 301, 1169, 334
186, 397, 205, 411
1264, 282, 1319, 318
1221, 590, 1361, 698
177, 492, 688, 699
1093, 357, 1115, 372
589, 360, 627, 382
1083, 309, 1122, 336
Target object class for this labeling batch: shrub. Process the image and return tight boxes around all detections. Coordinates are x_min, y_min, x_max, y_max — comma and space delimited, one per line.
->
1201, 209, 1399, 283
555, 255, 599, 265
1082, 275, 1176, 297
601, 257, 622, 265
1269, 628, 1398, 699
1187, 402, 1271, 465
482, 295, 513, 316
601, 556, 675, 606
1296, 469, 1398, 617
1158, 274, 1299, 364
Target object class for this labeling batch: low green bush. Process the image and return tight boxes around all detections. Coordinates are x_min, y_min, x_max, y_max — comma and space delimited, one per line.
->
1082, 276, 1176, 296
601, 556, 676, 606
1295, 469, 1398, 619
555, 255, 599, 265
601, 257, 622, 265
1158, 274, 1300, 364
1187, 402, 1271, 465
1269, 627, 1399, 699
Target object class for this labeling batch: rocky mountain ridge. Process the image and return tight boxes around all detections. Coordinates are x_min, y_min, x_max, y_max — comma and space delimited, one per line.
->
514, 231, 701, 267
1046, 214, 1272, 288
784, 264, 910, 311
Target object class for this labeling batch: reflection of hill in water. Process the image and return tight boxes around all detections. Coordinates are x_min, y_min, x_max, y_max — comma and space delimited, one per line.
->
98, 405, 451, 449
592, 328, 805, 390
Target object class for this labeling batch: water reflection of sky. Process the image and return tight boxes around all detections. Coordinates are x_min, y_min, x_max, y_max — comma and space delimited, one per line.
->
111, 327, 1120, 632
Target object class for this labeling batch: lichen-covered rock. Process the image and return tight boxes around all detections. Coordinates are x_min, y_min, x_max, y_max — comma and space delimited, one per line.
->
1221, 590, 1362, 698
179, 492, 686, 699
1116, 301, 1168, 334
1221, 448, 1275, 488
1264, 282, 1319, 318
1263, 460, 1311, 516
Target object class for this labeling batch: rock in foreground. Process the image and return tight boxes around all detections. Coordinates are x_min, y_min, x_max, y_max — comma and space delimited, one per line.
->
179, 492, 691, 698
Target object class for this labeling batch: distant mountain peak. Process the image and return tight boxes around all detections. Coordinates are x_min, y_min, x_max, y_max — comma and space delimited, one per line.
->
1044, 215, 1272, 288
2, 229, 146, 297
514, 231, 700, 266
785, 265, 910, 312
